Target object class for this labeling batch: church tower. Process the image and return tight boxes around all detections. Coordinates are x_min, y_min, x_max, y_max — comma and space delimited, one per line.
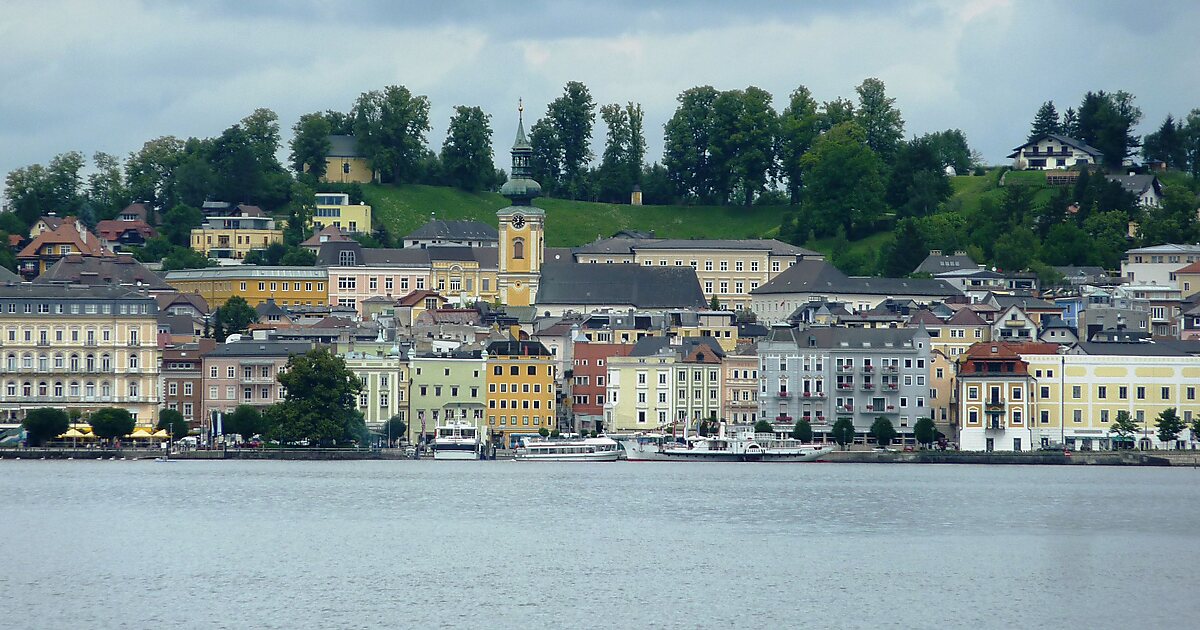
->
497, 100, 545, 307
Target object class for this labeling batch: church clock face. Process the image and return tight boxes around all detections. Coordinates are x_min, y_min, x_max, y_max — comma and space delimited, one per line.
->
511, 214, 525, 229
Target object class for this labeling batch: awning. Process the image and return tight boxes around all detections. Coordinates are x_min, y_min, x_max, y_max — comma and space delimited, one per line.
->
151, 429, 170, 439
60, 428, 86, 438
128, 429, 153, 438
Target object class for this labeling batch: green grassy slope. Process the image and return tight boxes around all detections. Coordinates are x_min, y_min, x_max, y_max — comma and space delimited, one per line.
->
362, 184, 793, 247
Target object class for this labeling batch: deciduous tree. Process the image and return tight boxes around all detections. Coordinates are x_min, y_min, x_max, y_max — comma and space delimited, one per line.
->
791, 418, 813, 442
226, 405, 266, 441
801, 122, 886, 238
1155, 407, 1185, 446
289, 112, 333, 178
913, 417, 937, 448
855, 78, 905, 162
870, 416, 897, 448
267, 348, 365, 445
90, 408, 136, 441
215, 296, 258, 339
1109, 410, 1139, 448
22, 408, 69, 446
831, 417, 856, 449
440, 105, 495, 191
778, 86, 821, 204
157, 409, 190, 439
352, 85, 432, 184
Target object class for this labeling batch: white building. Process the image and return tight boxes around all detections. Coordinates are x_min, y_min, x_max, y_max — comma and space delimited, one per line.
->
1007, 134, 1103, 170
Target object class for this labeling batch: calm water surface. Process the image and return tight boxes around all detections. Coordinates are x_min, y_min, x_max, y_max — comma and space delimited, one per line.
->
1, 460, 1198, 629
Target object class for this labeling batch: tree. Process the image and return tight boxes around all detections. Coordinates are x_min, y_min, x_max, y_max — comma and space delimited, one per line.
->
22, 408, 69, 446
546, 81, 596, 198
1109, 410, 1139, 449
791, 418, 813, 442
352, 85, 432, 183
381, 415, 407, 446
925, 129, 973, 175
161, 247, 215, 271
267, 348, 364, 445
1075, 90, 1142, 167
160, 204, 204, 247
440, 105, 495, 191
778, 86, 821, 204
831, 417, 856, 449
887, 135, 951, 217
1183, 109, 1200, 179
215, 296, 258, 339
125, 136, 185, 210
710, 86, 779, 206
1141, 114, 1186, 168
87, 151, 129, 220
90, 408, 136, 441
855, 78, 905, 162
1191, 414, 1200, 449
753, 419, 775, 434
913, 417, 937, 448
663, 86, 720, 202
818, 98, 855, 133
991, 227, 1039, 272
226, 405, 265, 441
157, 409, 190, 439
529, 116, 563, 195
1155, 408, 1185, 447
869, 416, 897, 448
289, 113, 333, 178
538, 427, 550, 438
1028, 101, 1062, 141
801, 122, 887, 238
881, 218, 927, 277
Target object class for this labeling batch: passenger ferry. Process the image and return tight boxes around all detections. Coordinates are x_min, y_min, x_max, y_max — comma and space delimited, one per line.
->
755, 435, 835, 462
513, 436, 621, 462
431, 418, 486, 460
616, 427, 764, 462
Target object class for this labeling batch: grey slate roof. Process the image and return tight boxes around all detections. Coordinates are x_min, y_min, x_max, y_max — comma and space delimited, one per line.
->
327, 135, 362, 158
1069, 341, 1188, 357
34, 254, 172, 290
766, 324, 928, 349
574, 236, 818, 257
913, 251, 977, 275
752, 259, 960, 298
629, 336, 725, 359
426, 246, 499, 269
404, 220, 498, 242
205, 340, 313, 358
1008, 133, 1103, 158
536, 262, 706, 309
0, 265, 20, 283
989, 293, 1057, 311
1105, 173, 1161, 197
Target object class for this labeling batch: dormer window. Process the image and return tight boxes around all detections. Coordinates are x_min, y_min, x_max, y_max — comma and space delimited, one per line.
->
338, 250, 356, 266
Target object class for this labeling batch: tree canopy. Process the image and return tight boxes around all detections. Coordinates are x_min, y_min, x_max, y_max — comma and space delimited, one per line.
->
22, 408, 70, 446
1155, 408, 1185, 445
440, 105, 496, 192
157, 409, 190, 439
266, 348, 365, 445
90, 408, 136, 441
831, 417, 856, 449
791, 418, 813, 442
869, 416, 897, 448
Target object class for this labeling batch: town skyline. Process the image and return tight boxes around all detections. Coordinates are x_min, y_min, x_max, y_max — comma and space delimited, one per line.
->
4, 0, 1200, 189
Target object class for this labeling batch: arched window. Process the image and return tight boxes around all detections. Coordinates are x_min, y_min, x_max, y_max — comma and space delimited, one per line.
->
339, 249, 357, 266
85, 354, 95, 372
5, 381, 14, 396
128, 382, 139, 399
53, 382, 63, 398
513, 238, 525, 260
100, 354, 111, 372
5, 354, 14, 372
70, 354, 80, 372
38, 354, 48, 372
100, 381, 111, 398
22, 353, 32, 370
129, 354, 139, 369
22, 382, 31, 397
69, 382, 80, 398
53, 353, 64, 370
38, 381, 48, 397
85, 382, 95, 398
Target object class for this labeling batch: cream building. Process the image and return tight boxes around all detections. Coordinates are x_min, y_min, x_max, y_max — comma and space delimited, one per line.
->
604, 337, 725, 433
0, 285, 161, 426
722, 348, 759, 425
344, 350, 408, 432
191, 209, 283, 260
959, 341, 1200, 452
573, 234, 820, 310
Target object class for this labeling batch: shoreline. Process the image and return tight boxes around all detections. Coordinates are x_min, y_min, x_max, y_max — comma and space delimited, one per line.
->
3, 447, 1200, 466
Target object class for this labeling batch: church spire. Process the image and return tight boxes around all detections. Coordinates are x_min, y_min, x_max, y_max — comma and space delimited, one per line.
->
500, 100, 540, 206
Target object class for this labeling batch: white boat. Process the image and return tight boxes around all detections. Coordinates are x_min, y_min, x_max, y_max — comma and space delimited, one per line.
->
431, 418, 486, 460
755, 436, 835, 462
514, 436, 621, 462
616, 428, 764, 462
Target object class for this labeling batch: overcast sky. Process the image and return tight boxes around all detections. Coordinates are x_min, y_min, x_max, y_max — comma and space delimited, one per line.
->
4, 0, 1199, 195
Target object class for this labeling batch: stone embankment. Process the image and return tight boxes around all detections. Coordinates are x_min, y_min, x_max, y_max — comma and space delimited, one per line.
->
822, 449, 1184, 466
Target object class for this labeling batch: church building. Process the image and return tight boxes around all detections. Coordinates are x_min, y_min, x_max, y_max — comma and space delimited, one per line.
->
496, 102, 545, 307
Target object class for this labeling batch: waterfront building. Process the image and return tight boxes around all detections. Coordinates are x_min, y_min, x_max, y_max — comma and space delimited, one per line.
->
313, 192, 372, 234
908, 307, 990, 358
0, 284, 161, 426
928, 349, 957, 439
190, 205, 283, 260
957, 341, 1200, 451
722, 345, 759, 426
403, 219, 498, 249
201, 339, 311, 436
569, 335, 634, 434
485, 338, 556, 447
161, 266, 328, 309
408, 349, 486, 444
344, 349, 408, 431
604, 337, 725, 434
496, 105, 545, 308
162, 339, 216, 430
757, 325, 932, 445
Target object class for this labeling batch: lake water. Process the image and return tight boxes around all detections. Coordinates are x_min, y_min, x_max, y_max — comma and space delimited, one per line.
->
1, 460, 1197, 629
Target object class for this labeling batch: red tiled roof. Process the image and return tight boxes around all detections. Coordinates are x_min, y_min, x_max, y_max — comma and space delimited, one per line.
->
17, 217, 107, 258
96, 219, 156, 241
1176, 261, 1200, 274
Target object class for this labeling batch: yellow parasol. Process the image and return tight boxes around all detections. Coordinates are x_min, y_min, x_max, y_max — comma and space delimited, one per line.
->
128, 428, 153, 438
60, 428, 86, 439
151, 429, 170, 439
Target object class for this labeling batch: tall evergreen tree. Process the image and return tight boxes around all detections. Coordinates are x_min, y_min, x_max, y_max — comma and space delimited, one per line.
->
1142, 114, 1186, 168
854, 78, 905, 162
1028, 101, 1062, 140
440, 105, 494, 191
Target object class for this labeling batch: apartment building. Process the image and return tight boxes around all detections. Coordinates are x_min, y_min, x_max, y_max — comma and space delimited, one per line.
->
313, 192, 372, 233
1120, 243, 1200, 288
485, 339, 556, 447
201, 340, 311, 436
408, 349, 486, 444
162, 267, 328, 309
758, 325, 932, 444
344, 349, 408, 431
0, 285, 161, 425
569, 337, 634, 434
604, 337, 725, 433
190, 206, 283, 260
722, 347, 759, 425
161, 340, 216, 430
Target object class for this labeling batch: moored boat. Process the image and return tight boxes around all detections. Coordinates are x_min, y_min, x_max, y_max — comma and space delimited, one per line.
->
616, 429, 764, 462
756, 436, 835, 462
432, 418, 486, 460
514, 436, 621, 461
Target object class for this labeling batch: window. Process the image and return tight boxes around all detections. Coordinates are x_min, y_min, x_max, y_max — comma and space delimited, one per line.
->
1161, 387, 1170, 400
1072, 386, 1081, 399
513, 238, 525, 260
1098, 386, 1106, 400
338, 250, 357, 266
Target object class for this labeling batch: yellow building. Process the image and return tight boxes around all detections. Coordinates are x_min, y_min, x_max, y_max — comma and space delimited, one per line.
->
0, 285, 162, 426
314, 192, 372, 233
430, 248, 500, 304
496, 106, 545, 307
190, 210, 283, 260
485, 338, 556, 447
604, 337, 725, 433
320, 135, 374, 184
161, 267, 328, 309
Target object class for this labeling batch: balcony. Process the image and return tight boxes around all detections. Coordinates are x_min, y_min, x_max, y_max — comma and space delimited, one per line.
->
838, 404, 853, 413
836, 364, 853, 374
36, 340, 51, 348
127, 340, 141, 347
862, 365, 873, 373
775, 415, 793, 423
987, 418, 1004, 430
882, 366, 898, 374
84, 340, 98, 348
861, 382, 875, 391
885, 383, 898, 391
984, 400, 1005, 413
836, 383, 853, 390
777, 391, 791, 399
